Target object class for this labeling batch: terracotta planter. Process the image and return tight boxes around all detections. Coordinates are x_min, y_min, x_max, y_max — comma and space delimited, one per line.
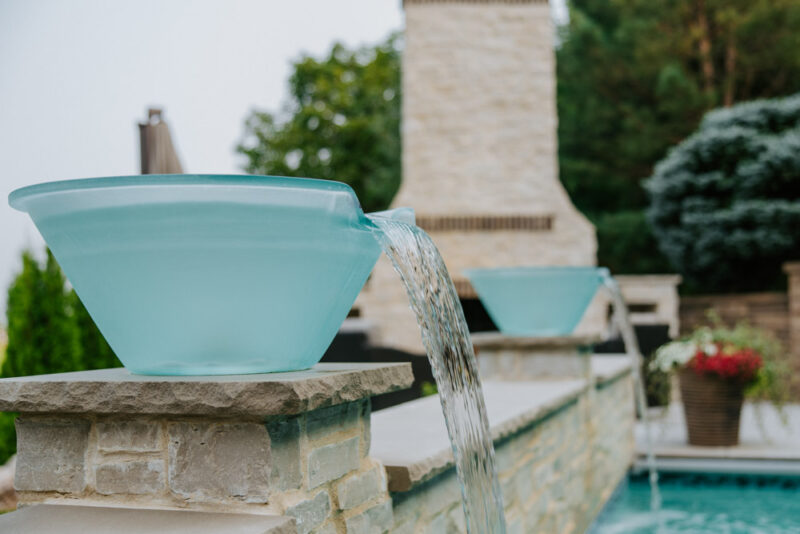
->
679, 368, 745, 446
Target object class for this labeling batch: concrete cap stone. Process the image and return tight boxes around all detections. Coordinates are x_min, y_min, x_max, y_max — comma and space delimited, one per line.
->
0, 505, 297, 534
0, 363, 413, 417
371, 379, 587, 491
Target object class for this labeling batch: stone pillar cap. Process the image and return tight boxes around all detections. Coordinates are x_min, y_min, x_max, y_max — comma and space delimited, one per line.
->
0, 363, 413, 417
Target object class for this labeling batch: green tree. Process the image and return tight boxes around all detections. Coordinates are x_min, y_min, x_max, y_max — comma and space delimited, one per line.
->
2, 250, 80, 378
71, 290, 120, 370
557, 0, 800, 274
238, 34, 401, 213
646, 93, 800, 293
558, 0, 800, 215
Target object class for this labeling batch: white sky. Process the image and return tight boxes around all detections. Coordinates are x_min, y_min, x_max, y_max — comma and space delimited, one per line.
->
0, 0, 567, 317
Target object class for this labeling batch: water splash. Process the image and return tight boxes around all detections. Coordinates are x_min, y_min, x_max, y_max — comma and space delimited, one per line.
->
368, 215, 507, 534
601, 275, 662, 511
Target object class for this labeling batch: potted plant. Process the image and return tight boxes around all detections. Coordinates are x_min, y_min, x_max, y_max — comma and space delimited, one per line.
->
651, 319, 788, 446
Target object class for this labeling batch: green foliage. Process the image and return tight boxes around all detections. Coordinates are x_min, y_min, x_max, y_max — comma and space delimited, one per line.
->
594, 210, 672, 274
2, 250, 80, 378
238, 34, 402, 213
71, 291, 121, 371
0, 413, 15, 464
646, 94, 800, 292
1, 248, 121, 464
652, 313, 790, 406
557, 0, 800, 216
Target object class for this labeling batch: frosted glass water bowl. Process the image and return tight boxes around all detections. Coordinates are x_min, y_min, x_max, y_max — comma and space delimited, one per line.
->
9, 175, 400, 375
464, 266, 609, 337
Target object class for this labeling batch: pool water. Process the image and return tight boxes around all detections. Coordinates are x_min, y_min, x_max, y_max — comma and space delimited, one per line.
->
590, 473, 800, 534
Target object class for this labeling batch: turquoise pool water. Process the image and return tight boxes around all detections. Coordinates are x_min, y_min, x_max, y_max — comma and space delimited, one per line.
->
590, 473, 800, 534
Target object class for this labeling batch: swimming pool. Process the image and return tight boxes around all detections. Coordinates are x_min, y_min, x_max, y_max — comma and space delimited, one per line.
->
589, 473, 800, 533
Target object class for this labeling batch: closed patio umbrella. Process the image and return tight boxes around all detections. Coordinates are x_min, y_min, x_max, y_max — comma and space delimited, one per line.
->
138, 108, 183, 174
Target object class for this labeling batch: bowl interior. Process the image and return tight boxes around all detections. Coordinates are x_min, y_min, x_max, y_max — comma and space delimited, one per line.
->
464, 266, 607, 336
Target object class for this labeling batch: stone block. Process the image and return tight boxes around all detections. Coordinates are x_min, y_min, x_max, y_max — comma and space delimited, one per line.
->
306, 402, 362, 442
313, 522, 338, 534
95, 460, 164, 495
15, 417, 89, 493
267, 417, 302, 491
345, 500, 393, 534
96, 420, 161, 453
307, 437, 360, 489
336, 467, 383, 510
168, 421, 269, 502
285, 490, 331, 534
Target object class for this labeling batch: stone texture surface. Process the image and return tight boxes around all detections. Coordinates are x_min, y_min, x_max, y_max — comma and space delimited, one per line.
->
336, 467, 384, 510
15, 417, 89, 493
345, 500, 394, 534
267, 417, 303, 491
0, 505, 297, 534
382, 367, 636, 533
95, 460, 165, 495
285, 490, 331, 534
168, 421, 270, 503
358, 0, 597, 353
371, 380, 587, 491
472, 335, 603, 382
97, 420, 162, 452
308, 437, 361, 489
9, 368, 396, 533
307, 402, 362, 441
0, 363, 413, 416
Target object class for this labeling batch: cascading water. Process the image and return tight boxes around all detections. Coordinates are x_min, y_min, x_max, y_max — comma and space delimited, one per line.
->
602, 275, 662, 511
368, 216, 507, 534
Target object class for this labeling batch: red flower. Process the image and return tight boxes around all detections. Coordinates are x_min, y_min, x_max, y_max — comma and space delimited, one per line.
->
688, 343, 762, 383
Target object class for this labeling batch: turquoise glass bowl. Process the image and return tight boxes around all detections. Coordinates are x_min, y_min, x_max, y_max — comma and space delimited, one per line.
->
464, 266, 609, 336
9, 175, 396, 375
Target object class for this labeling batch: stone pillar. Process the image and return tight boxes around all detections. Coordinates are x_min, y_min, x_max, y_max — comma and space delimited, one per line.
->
471, 333, 600, 381
358, 0, 597, 353
784, 262, 800, 395
0, 364, 413, 534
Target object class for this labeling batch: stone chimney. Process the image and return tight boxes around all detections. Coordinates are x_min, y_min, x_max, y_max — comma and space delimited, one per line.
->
359, 0, 597, 352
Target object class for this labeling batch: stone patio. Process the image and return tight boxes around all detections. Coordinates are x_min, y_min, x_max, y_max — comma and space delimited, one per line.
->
634, 402, 800, 474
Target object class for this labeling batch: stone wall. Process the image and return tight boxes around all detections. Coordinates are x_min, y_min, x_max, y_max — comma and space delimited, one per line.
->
0, 364, 418, 533
384, 371, 635, 533
680, 292, 790, 347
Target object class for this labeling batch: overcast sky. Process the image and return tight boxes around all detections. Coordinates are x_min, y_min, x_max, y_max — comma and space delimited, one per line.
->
0, 0, 566, 317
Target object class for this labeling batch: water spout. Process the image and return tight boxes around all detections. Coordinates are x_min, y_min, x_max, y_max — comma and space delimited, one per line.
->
368, 214, 507, 534
601, 274, 661, 511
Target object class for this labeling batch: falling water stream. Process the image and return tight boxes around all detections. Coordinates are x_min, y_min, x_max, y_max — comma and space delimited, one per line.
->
369, 216, 507, 534
601, 275, 662, 512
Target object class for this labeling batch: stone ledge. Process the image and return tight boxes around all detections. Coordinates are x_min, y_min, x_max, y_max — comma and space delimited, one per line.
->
371, 379, 587, 492
591, 355, 633, 385
0, 363, 413, 417
471, 332, 602, 351
0, 505, 296, 533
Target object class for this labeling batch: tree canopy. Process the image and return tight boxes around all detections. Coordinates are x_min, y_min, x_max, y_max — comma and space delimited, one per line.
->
238, 35, 401, 213
646, 93, 800, 292
557, 0, 800, 216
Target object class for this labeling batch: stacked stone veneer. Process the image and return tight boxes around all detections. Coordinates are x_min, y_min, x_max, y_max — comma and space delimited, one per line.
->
384, 370, 635, 533
473, 333, 599, 381
16, 402, 392, 534
2, 364, 413, 534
